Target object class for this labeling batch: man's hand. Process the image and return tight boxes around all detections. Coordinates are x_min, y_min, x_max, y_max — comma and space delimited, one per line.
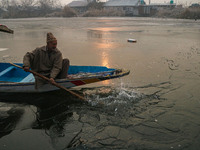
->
23, 67, 30, 72
49, 78, 56, 84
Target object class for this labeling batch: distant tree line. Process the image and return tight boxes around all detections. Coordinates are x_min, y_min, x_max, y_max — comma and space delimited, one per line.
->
0, 0, 109, 18
0, 0, 199, 19
0, 0, 62, 18
154, 7, 200, 20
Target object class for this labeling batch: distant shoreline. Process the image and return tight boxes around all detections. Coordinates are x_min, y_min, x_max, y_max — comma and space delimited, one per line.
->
0, 16, 199, 21
0, 7, 199, 20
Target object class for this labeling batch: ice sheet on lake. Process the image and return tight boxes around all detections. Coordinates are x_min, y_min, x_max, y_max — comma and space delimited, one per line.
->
0, 48, 8, 52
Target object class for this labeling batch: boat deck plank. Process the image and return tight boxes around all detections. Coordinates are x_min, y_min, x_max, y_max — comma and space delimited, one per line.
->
20, 73, 35, 82
0, 66, 15, 77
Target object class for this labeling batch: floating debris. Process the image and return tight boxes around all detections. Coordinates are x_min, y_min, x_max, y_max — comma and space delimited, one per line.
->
127, 39, 137, 43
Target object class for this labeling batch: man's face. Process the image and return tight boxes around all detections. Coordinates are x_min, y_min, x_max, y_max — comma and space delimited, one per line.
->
47, 40, 57, 51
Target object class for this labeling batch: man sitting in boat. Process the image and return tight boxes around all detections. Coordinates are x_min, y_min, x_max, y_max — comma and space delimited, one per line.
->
23, 32, 70, 89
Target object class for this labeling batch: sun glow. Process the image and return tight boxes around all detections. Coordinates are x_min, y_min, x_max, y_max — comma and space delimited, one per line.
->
87, 28, 118, 85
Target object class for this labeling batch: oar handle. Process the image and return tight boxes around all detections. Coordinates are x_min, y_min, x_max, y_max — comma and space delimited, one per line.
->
9, 63, 87, 101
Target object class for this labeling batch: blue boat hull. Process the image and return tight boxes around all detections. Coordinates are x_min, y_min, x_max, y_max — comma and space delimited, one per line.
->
0, 63, 130, 93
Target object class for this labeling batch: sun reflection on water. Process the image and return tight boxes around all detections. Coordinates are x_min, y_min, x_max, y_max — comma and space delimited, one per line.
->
87, 28, 118, 85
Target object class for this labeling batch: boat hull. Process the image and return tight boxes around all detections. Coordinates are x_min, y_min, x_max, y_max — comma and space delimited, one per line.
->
0, 25, 14, 34
0, 63, 130, 93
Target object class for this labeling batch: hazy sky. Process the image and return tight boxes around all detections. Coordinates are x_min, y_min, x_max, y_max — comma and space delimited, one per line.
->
60, 0, 200, 5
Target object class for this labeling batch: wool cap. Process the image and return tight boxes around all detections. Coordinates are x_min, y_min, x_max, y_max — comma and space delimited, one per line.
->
47, 32, 57, 43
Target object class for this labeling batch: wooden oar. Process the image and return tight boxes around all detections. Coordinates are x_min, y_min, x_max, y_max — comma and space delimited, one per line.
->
9, 62, 87, 101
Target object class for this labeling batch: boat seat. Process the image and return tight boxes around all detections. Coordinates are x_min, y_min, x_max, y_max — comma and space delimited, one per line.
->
20, 73, 35, 82
0, 66, 15, 77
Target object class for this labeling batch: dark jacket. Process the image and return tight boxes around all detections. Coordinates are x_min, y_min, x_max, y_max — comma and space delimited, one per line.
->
23, 46, 63, 79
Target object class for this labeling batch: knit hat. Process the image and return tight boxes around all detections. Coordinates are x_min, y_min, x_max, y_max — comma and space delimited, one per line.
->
46, 32, 57, 43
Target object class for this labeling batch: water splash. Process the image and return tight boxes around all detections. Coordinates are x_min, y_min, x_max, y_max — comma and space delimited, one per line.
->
84, 85, 144, 107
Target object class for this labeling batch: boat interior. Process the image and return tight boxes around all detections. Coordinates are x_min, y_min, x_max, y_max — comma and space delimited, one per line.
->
0, 63, 115, 83
0, 63, 32, 83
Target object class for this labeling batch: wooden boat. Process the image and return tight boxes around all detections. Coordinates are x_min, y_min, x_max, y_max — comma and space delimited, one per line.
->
0, 24, 14, 34
0, 63, 130, 93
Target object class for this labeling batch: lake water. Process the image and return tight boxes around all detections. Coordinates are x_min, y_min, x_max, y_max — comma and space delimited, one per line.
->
0, 17, 200, 150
